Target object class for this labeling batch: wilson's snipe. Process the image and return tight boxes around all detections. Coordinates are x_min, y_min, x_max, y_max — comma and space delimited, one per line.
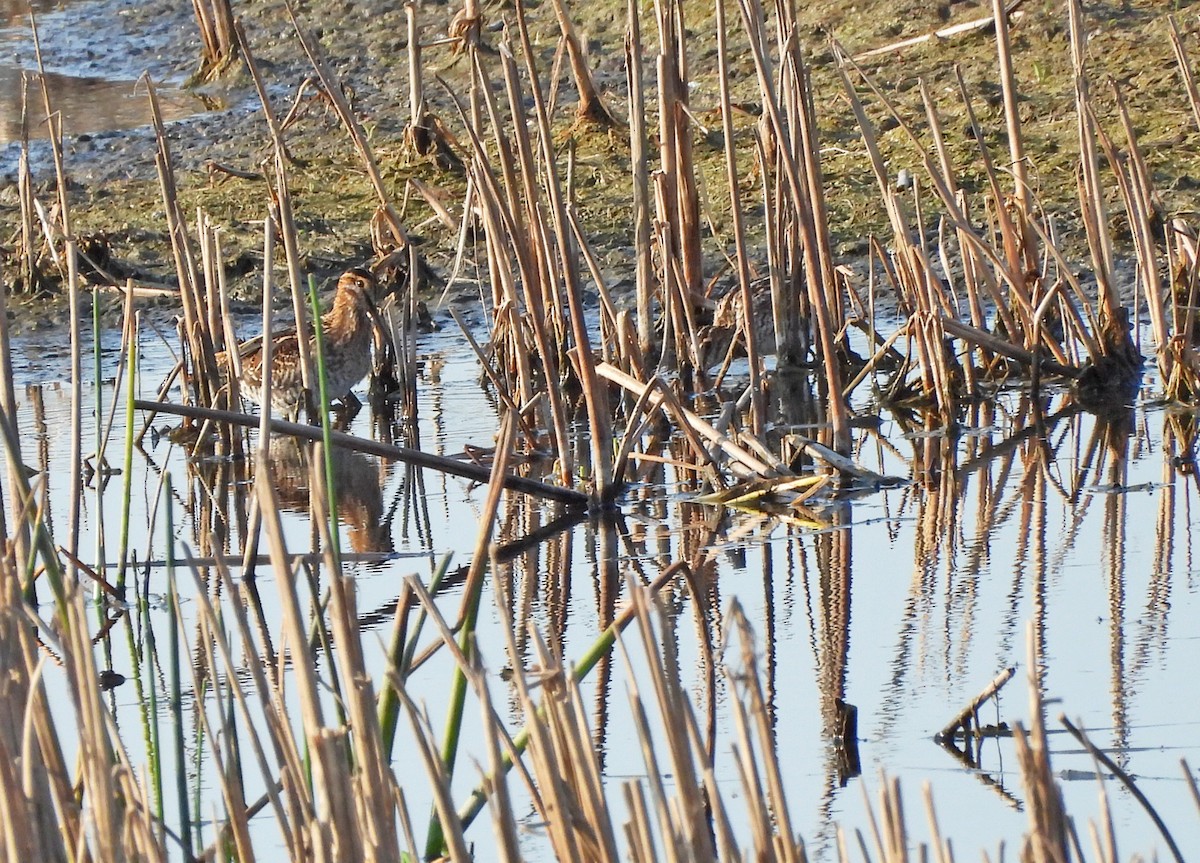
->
223, 268, 384, 418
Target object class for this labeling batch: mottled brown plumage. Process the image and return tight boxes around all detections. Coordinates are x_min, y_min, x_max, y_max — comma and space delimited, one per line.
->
225, 268, 382, 417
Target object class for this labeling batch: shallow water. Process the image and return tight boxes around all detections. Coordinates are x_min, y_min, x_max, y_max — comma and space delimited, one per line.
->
5, 316, 1199, 860
0, 0, 204, 146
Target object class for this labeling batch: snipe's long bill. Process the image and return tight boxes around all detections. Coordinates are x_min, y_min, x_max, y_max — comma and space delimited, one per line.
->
223, 267, 384, 418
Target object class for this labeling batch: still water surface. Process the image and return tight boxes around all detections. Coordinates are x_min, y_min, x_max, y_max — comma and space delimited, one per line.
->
0, 0, 204, 145
6, 316, 1199, 859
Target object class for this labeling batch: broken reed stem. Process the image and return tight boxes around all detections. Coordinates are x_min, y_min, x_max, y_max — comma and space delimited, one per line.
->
625, 0, 654, 358
1068, 0, 1120, 326
549, 0, 618, 125
935, 666, 1016, 741
514, 0, 614, 501
598, 362, 775, 479
991, 0, 1033, 260
191, 0, 238, 81
234, 20, 297, 166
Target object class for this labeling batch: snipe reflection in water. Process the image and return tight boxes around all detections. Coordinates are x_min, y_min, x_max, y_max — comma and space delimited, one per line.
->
264, 436, 393, 555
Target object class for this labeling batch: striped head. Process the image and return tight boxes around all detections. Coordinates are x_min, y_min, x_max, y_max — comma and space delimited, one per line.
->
338, 267, 379, 306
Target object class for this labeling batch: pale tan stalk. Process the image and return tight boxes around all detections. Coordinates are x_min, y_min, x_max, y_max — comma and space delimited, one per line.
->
30, 14, 83, 573
286, 2, 410, 249
598, 362, 775, 478
514, 0, 614, 499
1067, 0, 1120, 328
1169, 17, 1200, 136
991, 0, 1033, 268
548, 0, 618, 125
716, 0, 765, 434
625, 0, 655, 356
191, 0, 238, 81
738, 0, 849, 450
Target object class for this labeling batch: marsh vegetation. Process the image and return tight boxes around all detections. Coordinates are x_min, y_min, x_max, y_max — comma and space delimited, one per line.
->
2, 0, 1200, 860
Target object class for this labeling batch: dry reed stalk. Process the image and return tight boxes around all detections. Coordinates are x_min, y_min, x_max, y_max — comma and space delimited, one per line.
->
234, 20, 298, 169
306, 444, 403, 857
286, 2, 410, 251
28, 14, 83, 578
921, 83, 984, 399
715, 0, 765, 435
625, 0, 655, 358
406, 3, 424, 132
424, 416, 524, 858
547, 0, 619, 126
632, 586, 724, 861
252, 456, 353, 857
16, 78, 38, 295
512, 0, 615, 501
990, 0, 1034, 271
1066, 1, 1132, 369
265, 151, 320, 407
1167, 27, 1200, 370
737, 0, 850, 450
850, 59, 1040, 335
1165, 222, 1200, 400
0, 576, 68, 860
598, 361, 774, 480
14, 585, 167, 860
1104, 85, 1177, 388
567, 207, 624, 360
1014, 624, 1071, 863
144, 74, 231, 420
654, 0, 703, 304
191, 0, 238, 82
476, 41, 578, 481
447, 64, 539, 404
464, 660, 523, 862
183, 558, 307, 860
836, 48, 1116, 409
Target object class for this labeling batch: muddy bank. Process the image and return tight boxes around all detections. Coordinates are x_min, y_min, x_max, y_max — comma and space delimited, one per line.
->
0, 0, 1198, 329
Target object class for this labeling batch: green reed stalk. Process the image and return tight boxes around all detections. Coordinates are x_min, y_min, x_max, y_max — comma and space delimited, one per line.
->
127, 582, 164, 832
92, 288, 106, 589
308, 275, 343, 570
380, 553, 452, 761
192, 675, 209, 850
116, 309, 137, 591
165, 475, 193, 857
